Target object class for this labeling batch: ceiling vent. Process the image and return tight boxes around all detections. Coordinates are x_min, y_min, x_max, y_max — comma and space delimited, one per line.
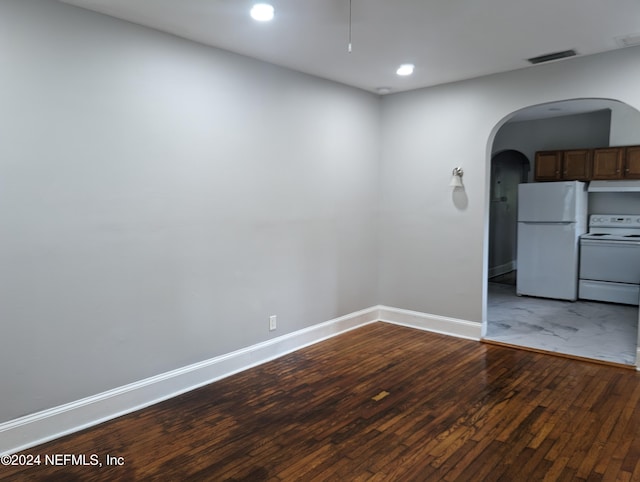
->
527, 49, 577, 64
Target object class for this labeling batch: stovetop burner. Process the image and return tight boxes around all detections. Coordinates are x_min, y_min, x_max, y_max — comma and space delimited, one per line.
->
584, 214, 640, 240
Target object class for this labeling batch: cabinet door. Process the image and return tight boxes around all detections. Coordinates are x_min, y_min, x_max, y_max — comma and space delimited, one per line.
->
592, 148, 624, 180
562, 149, 592, 180
625, 146, 640, 179
534, 151, 562, 181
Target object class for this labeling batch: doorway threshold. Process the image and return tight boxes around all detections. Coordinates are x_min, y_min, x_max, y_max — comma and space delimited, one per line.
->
481, 338, 636, 369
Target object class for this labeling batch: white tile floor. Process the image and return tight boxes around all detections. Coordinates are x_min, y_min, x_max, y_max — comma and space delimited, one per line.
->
485, 282, 639, 366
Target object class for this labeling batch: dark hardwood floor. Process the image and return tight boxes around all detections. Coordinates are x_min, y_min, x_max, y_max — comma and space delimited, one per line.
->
2, 322, 640, 481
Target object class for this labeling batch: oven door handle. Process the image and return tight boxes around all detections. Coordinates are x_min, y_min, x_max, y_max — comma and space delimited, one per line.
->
581, 240, 640, 247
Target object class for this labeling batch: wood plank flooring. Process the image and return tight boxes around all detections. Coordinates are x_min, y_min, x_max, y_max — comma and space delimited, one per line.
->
2, 322, 640, 481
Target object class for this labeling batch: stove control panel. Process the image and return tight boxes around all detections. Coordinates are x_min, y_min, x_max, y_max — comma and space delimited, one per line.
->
589, 215, 640, 227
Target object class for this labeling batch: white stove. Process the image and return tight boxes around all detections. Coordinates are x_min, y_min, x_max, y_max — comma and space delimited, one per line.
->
579, 214, 640, 305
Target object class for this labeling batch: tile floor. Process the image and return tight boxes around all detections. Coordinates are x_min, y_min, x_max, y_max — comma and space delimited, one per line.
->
485, 281, 639, 366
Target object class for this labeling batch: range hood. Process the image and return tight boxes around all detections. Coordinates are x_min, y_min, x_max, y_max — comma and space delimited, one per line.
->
588, 180, 640, 192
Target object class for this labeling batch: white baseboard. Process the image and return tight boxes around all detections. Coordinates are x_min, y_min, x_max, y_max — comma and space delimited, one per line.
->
0, 305, 479, 455
378, 305, 482, 341
488, 260, 516, 279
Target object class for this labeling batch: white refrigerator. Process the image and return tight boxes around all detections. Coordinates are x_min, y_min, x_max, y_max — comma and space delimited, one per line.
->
516, 181, 588, 301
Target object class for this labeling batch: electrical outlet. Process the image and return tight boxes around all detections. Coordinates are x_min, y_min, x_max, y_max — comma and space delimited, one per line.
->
269, 315, 277, 331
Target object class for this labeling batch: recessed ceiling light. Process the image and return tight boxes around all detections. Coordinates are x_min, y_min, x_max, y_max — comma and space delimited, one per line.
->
250, 3, 274, 22
396, 64, 415, 76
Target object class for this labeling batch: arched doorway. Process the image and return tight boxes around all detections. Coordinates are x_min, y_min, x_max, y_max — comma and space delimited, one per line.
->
483, 98, 640, 367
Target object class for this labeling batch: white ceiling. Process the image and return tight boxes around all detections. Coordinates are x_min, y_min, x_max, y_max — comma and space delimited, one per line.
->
60, 0, 640, 96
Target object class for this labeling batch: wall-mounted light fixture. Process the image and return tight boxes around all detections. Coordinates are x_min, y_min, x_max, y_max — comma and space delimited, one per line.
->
449, 167, 464, 188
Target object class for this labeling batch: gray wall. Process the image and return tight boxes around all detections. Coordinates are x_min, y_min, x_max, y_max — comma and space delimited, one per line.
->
589, 193, 640, 215
378, 46, 640, 322
0, 0, 380, 422
610, 101, 640, 146
601, 102, 640, 214
4, 0, 640, 426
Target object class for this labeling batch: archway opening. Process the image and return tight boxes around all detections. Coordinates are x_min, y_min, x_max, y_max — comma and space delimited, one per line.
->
483, 98, 640, 367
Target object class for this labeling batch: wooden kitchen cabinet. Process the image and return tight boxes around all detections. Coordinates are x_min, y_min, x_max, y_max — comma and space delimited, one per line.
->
592, 147, 624, 179
592, 146, 640, 179
534, 150, 591, 181
624, 146, 640, 179
534, 145, 640, 181
562, 149, 592, 181
534, 151, 562, 181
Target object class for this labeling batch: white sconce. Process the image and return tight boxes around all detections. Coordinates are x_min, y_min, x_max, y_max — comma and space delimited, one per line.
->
449, 167, 464, 188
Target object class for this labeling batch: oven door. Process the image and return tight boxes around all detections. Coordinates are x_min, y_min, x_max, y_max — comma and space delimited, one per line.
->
579, 239, 640, 284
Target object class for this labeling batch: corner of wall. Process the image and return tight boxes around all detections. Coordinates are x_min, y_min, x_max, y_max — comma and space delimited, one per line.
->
0, 305, 480, 456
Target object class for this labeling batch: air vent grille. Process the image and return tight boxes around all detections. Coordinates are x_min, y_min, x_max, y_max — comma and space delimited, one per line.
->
527, 49, 577, 64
